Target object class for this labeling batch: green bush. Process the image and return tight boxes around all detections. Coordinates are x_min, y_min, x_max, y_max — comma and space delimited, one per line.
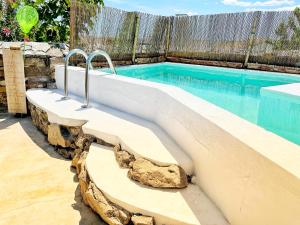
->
268, 7, 300, 50
0, 0, 104, 42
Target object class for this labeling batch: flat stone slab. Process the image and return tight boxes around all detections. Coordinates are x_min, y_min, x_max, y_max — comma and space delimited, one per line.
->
262, 82, 300, 96
261, 83, 300, 103
26, 88, 193, 174
86, 144, 229, 225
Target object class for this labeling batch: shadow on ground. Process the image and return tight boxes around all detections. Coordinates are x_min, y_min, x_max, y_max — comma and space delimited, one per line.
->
0, 113, 18, 130
72, 179, 106, 225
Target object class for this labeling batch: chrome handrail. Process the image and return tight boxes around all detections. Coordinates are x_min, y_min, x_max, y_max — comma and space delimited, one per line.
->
62, 49, 88, 100
88, 50, 117, 74
82, 50, 116, 108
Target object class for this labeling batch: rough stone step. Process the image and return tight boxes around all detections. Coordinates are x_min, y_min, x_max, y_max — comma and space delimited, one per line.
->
86, 144, 229, 225
26, 88, 193, 175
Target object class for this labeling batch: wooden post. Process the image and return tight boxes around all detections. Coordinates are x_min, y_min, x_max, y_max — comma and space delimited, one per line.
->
69, 0, 76, 49
2, 43, 27, 114
244, 13, 260, 68
132, 13, 140, 64
165, 17, 172, 58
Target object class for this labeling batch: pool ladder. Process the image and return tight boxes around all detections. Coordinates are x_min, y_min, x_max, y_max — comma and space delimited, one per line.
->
62, 49, 117, 108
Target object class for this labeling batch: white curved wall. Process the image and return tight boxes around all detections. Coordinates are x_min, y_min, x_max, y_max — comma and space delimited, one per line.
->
56, 65, 300, 225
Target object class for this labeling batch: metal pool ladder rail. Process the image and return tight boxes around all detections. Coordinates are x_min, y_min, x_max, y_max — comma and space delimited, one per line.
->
62, 49, 88, 100
82, 50, 117, 108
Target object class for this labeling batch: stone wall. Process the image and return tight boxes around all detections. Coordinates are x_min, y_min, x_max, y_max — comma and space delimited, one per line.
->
0, 42, 68, 110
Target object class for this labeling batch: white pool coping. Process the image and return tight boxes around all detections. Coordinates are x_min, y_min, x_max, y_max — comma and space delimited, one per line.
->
86, 144, 229, 225
37, 64, 300, 225
261, 82, 300, 102
56, 65, 300, 174
26, 88, 193, 174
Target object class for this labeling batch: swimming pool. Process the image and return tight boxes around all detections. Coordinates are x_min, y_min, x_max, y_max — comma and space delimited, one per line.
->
110, 62, 300, 145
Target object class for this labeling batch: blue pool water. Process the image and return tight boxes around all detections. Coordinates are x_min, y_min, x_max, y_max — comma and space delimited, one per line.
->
106, 63, 300, 145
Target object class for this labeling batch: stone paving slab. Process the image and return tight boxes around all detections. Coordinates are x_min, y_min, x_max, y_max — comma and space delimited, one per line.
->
0, 114, 105, 225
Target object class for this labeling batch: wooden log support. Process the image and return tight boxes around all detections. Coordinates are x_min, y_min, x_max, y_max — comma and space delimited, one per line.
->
2, 43, 27, 114
132, 13, 140, 64
244, 12, 260, 68
165, 17, 172, 58
70, 0, 76, 49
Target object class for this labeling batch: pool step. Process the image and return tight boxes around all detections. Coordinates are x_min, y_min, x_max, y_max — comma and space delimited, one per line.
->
26, 88, 193, 175
86, 144, 229, 225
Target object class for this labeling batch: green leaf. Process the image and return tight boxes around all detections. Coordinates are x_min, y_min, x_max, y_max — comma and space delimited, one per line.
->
16, 5, 39, 34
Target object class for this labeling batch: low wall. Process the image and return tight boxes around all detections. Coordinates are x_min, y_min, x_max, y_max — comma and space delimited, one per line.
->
167, 56, 300, 74
0, 42, 67, 109
55, 65, 300, 225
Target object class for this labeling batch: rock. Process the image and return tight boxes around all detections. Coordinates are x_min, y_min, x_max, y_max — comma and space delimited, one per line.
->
55, 147, 74, 160
31, 42, 51, 53
85, 182, 131, 225
67, 126, 81, 137
75, 132, 96, 151
76, 151, 88, 175
78, 152, 131, 225
131, 215, 154, 225
114, 144, 135, 168
47, 47, 63, 58
26, 76, 51, 89
47, 82, 57, 89
96, 138, 114, 147
24, 57, 47, 68
69, 150, 76, 159
48, 124, 71, 148
71, 148, 83, 168
29, 104, 49, 135
75, 132, 113, 151
128, 158, 188, 189
78, 164, 90, 205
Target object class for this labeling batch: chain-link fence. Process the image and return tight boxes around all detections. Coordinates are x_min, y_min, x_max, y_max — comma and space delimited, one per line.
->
70, 0, 300, 67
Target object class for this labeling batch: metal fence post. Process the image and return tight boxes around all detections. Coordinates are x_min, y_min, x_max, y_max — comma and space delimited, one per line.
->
244, 12, 260, 68
132, 13, 140, 64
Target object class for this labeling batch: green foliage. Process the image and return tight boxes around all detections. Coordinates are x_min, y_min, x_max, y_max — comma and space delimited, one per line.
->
0, 1, 23, 41
0, 0, 104, 42
117, 12, 136, 53
16, 5, 39, 35
72, 0, 102, 48
269, 7, 300, 50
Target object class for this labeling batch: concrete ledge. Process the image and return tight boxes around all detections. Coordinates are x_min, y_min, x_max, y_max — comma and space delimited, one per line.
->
55, 64, 300, 225
26, 88, 193, 175
85, 144, 229, 225
258, 83, 300, 145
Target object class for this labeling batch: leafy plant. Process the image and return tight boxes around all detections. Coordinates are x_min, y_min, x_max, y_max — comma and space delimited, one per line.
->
0, 0, 104, 42
269, 7, 300, 50
0, 1, 23, 41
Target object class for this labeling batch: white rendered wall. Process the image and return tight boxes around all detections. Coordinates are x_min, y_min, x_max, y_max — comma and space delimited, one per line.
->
56, 65, 300, 225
